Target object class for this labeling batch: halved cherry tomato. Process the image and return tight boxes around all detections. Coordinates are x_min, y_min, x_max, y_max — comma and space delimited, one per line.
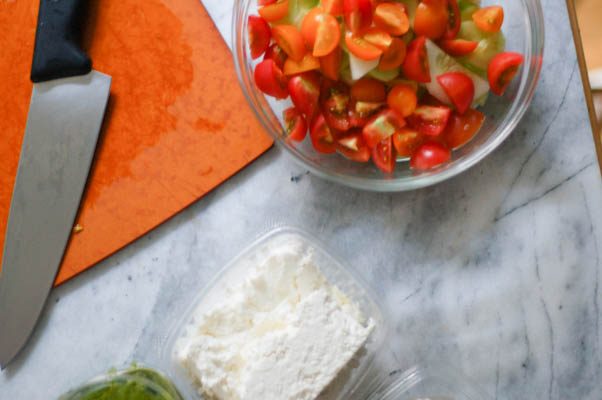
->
254, 59, 289, 99
321, 80, 352, 131
351, 78, 387, 102
320, 47, 342, 80
248, 16, 271, 59
438, 39, 478, 56
362, 27, 393, 51
442, 108, 485, 148
373, 3, 410, 36
372, 136, 396, 173
362, 108, 406, 148
310, 113, 337, 153
322, 0, 344, 16
283, 107, 308, 141
437, 72, 474, 114
348, 105, 372, 128
301, 8, 324, 48
259, 0, 277, 5
345, 30, 384, 61
410, 141, 451, 169
442, 0, 461, 39
407, 105, 452, 136
288, 71, 321, 118
402, 36, 431, 83
393, 127, 425, 157
272, 25, 306, 62
301, 8, 341, 57
344, 0, 373, 33
472, 6, 504, 33
284, 53, 321, 75
378, 38, 407, 71
263, 44, 287, 69
259, 0, 289, 22
488, 52, 523, 96
387, 83, 417, 117
337, 131, 371, 162
414, 0, 448, 40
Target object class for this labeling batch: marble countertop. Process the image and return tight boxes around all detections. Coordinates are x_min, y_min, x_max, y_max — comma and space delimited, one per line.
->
1, 1, 601, 399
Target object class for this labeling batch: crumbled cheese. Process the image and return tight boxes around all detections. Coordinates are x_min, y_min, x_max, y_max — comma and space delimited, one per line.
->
175, 238, 374, 400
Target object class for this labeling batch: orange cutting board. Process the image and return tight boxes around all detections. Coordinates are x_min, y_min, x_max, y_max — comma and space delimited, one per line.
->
0, 0, 272, 285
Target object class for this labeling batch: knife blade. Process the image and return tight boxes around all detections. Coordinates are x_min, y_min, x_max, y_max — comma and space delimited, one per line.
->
0, 0, 111, 369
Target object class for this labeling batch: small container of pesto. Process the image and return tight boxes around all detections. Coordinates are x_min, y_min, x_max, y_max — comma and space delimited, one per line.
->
58, 365, 184, 400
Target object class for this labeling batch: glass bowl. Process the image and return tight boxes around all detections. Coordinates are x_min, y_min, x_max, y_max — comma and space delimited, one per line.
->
232, 0, 544, 192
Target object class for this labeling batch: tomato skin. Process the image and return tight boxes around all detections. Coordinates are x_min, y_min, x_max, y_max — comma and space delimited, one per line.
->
362, 108, 406, 148
414, 0, 448, 40
472, 6, 504, 33
321, 80, 352, 131
402, 36, 431, 83
488, 52, 523, 96
259, 0, 289, 22
438, 39, 477, 56
343, 0, 373, 33
437, 72, 474, 114
442, 0, 461, 39
407, 105, 452, 136
310, 113, 338, 153
345, 30, 384, 61
362, 27, 393, 51
351, 78, 387, 102
301, 8, 341, 57
322, 0, 344, 16
372, 136, 396, 173
284, 53, 321, 75
378, 38, 407, 71
259, 0, 277, 5
283, 107, 308, 142
272, 25, 306, 62
248, 16, 272, 59
387, 84, 417, 117
288, 71, 321, 118
393, 127, 425, 157
337, 131, 371, 162
373, 3, 410, 36
301, 8, 324, 48
442, 108, 485, 149
410, 141, 451, 170
319, 47, 342, 80
254, 59, 289, 99
263, 44, 287, 69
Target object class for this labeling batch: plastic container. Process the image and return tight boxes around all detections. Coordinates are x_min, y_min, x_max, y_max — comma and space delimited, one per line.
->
231, 0, 544, 191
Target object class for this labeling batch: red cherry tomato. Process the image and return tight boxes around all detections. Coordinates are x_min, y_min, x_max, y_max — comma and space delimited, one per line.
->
343, 0, 373, 33
319, 47, 342, 80
438, 39, 478, 56
472, 6, 504, 33
402, 36, 431, 83
337, 131, 371, 162
378, 38, 407, 71
259, 0, 289, 22
437, 72, 475, 114
259, 0, 277, 5
410, 141, 451, 169
288, 71, 321, 118
254, 59, 289, 99
248, 16, 271, 59
373, 3, 410, 36
283, 53, 321, 75
372, 136, 396, 173
345, 30, 384, 61
263, 44, 287, 69
414, 0, 448, 40
348, 105, 372, 128
407, 105, 452, 136
362, 108, 406, 148
442, 108, 485, 148
272, 25, 306, 62
321, 80, 352, 131
442, 0, 461, 39
393, 127, 425, 157
322, 0, 344, 16
387, 84, 417, 117
301, 8, 341, 57
310, 113, 337, 153
351, 78, 387, 102
488, 52, 523, 96
283, 107, 308, 141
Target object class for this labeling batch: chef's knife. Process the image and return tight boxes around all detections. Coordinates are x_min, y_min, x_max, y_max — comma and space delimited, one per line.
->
0, 0, 111, 369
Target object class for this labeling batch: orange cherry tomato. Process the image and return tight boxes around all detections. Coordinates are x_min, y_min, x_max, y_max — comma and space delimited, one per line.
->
351, 78, 387, 102
373, 3, 410, 36
414, 0, 448, 40
301, 8, 341, 57
372, 136, 396, 173
393, 127, 425, 157
362, 27, 393, 51
320, 47, 342, 80
283, 53, 321, 75
301, 8, 324, 48
442, 0, 461, 39
487, 51, 523, 95
345, 30, 384, 61
378, 38, 407, 71
472, 6, 504, 33
402, 36, 431, 83
322, 0, 344, 15
259, 0, 289, 22
272, 25, 306, 62
442, 108, 485, 149
387, 84, 417, 117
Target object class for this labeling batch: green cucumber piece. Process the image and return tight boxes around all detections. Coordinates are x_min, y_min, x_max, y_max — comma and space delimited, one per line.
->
285, 0, 319, 26
457, 21, 505, 76
368, 67, 401, 82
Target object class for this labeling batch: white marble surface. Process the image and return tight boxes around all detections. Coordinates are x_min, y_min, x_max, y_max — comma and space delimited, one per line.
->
1, 1, 602, 399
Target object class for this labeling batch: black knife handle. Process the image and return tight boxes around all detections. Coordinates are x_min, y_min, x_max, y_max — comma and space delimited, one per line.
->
30, 0, 92, 83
